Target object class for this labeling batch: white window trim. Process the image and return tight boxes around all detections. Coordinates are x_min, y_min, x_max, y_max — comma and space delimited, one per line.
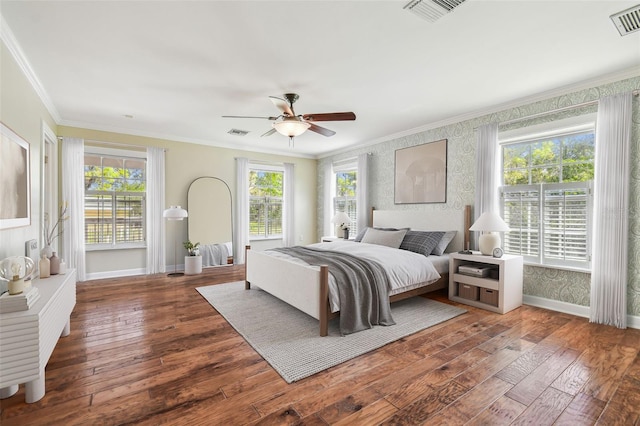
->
499, 113, 596, 144
248, 163, 284, 241
499, 116, 596, 272
331, 159, 358, 236
84, 146, 147, 250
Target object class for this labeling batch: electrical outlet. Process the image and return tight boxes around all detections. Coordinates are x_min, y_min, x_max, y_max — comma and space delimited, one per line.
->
25, 239, 38, 258
298, 235, 303, 242
25, 239, 38, 280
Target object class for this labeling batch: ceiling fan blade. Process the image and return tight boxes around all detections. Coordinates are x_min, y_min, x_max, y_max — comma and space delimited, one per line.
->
269, 96, 294, 116
308, 123, 336, 137
261, 128, 277, 137
302, 112, 356, 122
222, 115, 279, 120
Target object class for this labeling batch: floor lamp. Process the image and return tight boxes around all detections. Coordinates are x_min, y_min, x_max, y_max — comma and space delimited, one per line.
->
163, 205, 188, 277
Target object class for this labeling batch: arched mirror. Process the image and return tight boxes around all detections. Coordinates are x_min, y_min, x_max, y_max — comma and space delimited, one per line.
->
187, 177, 233, 267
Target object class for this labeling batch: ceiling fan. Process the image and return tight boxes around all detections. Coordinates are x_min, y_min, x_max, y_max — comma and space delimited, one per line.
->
223, 93, 356, 141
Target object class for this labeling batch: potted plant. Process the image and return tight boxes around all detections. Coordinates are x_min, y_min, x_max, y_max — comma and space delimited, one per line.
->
183, 241, 202, 275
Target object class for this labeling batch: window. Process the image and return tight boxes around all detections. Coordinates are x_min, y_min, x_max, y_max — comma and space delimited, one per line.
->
332, 162, 358, 236
249, 167, 283, 239
500, 125, 594, 269
84, 150, 146, 248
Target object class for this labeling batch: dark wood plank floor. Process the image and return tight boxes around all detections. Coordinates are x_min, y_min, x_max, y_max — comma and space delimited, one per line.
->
1, 266, 639, 425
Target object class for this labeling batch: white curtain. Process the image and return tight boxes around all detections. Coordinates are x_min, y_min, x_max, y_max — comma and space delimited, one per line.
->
323, 162, 334, 237
474, 122, 500, 219
146, 147, 166, 274
283, 162, 295, 247
61, 137, 86, 281
356, 153, 370, 231
234, 157, 249, 263
590, 92, 632, 329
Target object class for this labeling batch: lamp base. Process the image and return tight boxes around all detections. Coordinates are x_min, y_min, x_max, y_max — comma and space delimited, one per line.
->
478, 233, 501, 255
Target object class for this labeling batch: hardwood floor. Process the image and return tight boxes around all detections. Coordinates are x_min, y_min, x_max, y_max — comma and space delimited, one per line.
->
1, 266, 639, 425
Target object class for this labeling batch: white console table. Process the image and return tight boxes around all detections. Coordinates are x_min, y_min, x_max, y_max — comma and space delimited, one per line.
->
0, 269, 76, 403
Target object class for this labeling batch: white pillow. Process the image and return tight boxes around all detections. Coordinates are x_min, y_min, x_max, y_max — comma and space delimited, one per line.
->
360, 228, 408, 249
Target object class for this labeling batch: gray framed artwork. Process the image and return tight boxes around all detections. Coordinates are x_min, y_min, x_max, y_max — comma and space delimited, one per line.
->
394, 139, 447, 204
0, 122, 31, 229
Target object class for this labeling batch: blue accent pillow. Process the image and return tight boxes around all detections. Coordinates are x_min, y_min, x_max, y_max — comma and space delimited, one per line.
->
399, 231, 445, 256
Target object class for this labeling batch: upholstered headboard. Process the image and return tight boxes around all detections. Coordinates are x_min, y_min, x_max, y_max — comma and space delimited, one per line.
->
372, 206, 471, 253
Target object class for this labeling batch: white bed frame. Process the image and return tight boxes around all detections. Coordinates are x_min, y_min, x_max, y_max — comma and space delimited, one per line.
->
245, 206, 471, 336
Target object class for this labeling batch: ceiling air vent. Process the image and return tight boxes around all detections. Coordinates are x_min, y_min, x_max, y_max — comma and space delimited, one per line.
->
403, 0, 467, 23
228, 128, 249, 136
610, 4, 640, 36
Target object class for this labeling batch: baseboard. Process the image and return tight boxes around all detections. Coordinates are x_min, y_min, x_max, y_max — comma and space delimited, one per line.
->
524, 295, 640, 330
85, 267, 147, 281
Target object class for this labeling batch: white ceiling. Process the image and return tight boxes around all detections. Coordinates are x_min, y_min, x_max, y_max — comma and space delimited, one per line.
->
2, 1, 639, 158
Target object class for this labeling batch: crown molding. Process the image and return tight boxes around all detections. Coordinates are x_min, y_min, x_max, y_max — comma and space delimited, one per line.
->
58, 119, 317, 160
319, 66, 640, 159
1, 15, 62, 123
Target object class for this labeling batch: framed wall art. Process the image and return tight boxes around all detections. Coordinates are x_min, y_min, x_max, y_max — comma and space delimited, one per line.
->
395, 139, 447, 204
0, 122, 31, 229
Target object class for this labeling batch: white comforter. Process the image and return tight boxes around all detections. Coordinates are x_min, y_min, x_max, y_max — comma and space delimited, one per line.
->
265, 240, 441, 312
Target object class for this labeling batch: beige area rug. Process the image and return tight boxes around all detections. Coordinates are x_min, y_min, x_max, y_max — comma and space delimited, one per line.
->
196, 281, 466, 383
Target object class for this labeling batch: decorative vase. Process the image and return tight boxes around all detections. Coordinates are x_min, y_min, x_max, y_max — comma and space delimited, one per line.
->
184, 256, 202, 275
49, 252, 60, 275
41, 245, 53, 258
39, 255, 50, 278
59, 259, 67, 274
342, 228, 350, 239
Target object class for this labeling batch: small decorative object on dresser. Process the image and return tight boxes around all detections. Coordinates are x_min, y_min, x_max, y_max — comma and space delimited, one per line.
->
0, 256, 35, 295
49, 252, 60, 275
39, 254, 50, 279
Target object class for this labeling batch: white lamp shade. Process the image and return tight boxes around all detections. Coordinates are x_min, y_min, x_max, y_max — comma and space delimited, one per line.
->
163, 205, 188, 220
470, 211, 509, 255
331, 211, 352, 227
273, 118, 310, 137
469, 211, 510, 232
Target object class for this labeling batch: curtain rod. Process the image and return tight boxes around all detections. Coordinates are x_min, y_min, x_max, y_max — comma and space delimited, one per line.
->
57, 137, 166, 151
498, 89, 639, 128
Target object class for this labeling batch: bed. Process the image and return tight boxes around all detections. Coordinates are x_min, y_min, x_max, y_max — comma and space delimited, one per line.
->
199, 242, 233, 267
245, 206, 471, 336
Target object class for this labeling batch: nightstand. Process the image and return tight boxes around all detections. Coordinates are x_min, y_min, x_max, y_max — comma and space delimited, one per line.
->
449, 252, 523, 314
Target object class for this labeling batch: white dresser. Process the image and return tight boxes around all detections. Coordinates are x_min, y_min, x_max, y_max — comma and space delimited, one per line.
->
0, 270, 76, 403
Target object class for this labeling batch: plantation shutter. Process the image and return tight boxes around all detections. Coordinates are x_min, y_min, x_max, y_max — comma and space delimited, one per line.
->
501, 185, 540, 262
501, 182, 591, 268
542, 182, 591, 267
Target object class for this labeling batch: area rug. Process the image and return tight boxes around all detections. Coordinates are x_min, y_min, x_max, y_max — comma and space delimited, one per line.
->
196, 281, 466, 383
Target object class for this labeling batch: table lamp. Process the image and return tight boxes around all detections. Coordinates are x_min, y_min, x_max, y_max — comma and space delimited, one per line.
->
469, 211, 510, 255
331, 211, 352, 238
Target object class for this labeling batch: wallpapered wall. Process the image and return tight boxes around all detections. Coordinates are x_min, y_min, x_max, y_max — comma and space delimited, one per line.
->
318, 76, 640, 316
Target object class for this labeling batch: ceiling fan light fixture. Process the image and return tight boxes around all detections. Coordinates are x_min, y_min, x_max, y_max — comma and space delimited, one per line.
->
272, 119, 310, 137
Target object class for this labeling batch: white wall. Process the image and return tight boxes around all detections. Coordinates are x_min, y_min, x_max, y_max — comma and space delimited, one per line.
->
0, 41, 58, 291
57, 126, 317, 278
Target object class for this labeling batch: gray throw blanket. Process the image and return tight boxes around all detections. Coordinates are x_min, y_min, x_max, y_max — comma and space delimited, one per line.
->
271, 246, 395, 335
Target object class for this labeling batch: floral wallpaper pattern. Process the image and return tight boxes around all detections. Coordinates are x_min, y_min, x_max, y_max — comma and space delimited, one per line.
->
318, 76, 640, 317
